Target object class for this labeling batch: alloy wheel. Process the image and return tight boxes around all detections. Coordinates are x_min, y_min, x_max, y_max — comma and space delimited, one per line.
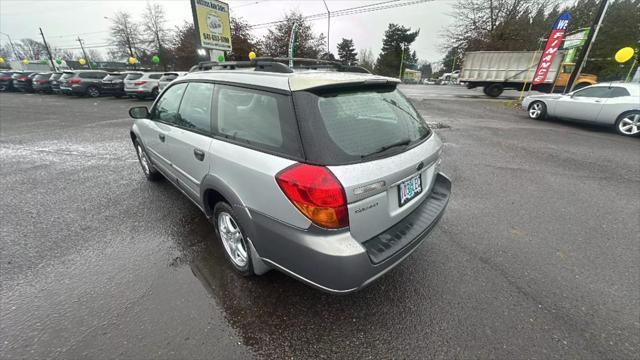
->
136, 144, 150, 175
87, 87, 100, 97
529, 102, 543, 119
217, 212, 248, 268
618, 113, 640, 136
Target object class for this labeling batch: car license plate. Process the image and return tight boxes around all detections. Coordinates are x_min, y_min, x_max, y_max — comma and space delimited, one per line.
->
398, 174, 422, 207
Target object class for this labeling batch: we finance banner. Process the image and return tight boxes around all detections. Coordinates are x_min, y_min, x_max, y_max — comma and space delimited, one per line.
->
532, 11, 571, 85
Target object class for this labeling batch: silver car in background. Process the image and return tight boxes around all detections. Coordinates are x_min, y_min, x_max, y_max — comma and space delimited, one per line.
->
124, 72, 163, 99
158, 72, 187, 91
523, 83, 640, 137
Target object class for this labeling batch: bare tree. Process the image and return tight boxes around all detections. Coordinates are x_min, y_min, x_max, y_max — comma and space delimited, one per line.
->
358, 48, 375, 72
141, 2, 171, 67
109, 10, 143, 59
87, 49, 103, 62
16, 39, 46, 59
444, 0, 556, 52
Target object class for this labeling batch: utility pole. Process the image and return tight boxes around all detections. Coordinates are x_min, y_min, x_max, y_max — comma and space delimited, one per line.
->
489, 0, 495, 32
565, 0, 609, 93
322, 0, 331, 57
39, 28, 57, 71
398, 46, 405, 79
76, 37, 92, 69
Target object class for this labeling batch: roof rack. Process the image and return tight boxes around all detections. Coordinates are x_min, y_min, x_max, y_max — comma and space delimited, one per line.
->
189, 57, 371, 74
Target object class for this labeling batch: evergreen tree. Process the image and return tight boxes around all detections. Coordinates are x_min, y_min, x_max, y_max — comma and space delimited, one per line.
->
374, 24, 420, 77
259, 11, 326, 59
336, 38, 357, 64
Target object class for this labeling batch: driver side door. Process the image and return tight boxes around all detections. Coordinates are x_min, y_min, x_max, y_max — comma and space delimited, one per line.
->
554, 86, 610, 122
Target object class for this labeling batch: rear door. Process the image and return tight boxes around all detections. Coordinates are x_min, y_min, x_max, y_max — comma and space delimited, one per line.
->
167, 82, 215, 200
293, 85, 442, 242
138, 82, 188, 179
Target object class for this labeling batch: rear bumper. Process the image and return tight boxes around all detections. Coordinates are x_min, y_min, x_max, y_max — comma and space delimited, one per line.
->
250, 172, 451, 293
125, 89, 153, 96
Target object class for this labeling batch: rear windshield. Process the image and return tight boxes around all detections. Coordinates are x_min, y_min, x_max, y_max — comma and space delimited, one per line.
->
34, 74, 51, 80
160, 73, 178, 81
1, 72, 13, 77
125, 73, 143, 80
293, 85, 431, 165
103, 74, 125, 81
50, 73, 62, 80
148, 73, 163, 80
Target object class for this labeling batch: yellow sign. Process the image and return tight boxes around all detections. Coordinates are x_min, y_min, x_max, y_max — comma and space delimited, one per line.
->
615, 47, 634, 64
191, 0, 231, 51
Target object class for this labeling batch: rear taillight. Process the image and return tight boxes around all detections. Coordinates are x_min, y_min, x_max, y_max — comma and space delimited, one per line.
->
276, 164, 349, 229
69, 78, 81, 84
17, 76, 27, 81
134, 81, 147, 86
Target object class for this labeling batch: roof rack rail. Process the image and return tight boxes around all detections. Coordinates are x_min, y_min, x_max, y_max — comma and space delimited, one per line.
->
189, 57, 371, 74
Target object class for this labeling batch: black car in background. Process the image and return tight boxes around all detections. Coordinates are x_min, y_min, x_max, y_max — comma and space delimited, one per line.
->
12, 72, 37, 92
0, 71, 20, 91
59, 70, 108, 97
32, 73, 53, 93
49, 72, 63, 93
101, 72, 128, 98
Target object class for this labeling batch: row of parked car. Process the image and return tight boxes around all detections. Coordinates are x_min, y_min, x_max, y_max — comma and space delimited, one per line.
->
0, 70, 187, 99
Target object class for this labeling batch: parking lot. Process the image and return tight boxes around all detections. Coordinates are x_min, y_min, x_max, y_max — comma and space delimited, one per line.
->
1, 86, 638, 359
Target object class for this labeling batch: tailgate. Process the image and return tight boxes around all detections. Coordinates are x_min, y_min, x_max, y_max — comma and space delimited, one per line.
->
329, 136, 443, 242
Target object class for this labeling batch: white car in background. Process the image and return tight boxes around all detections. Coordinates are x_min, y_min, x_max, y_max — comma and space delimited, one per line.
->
124, 72, 163, 99
523, 83, 640, 137
158, 72, 187, 91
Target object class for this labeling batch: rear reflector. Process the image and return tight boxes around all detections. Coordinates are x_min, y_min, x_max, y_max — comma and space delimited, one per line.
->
276, 164, 349, 229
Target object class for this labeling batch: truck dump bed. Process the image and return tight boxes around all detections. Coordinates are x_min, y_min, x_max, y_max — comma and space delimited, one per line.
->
459, 51, 565, 84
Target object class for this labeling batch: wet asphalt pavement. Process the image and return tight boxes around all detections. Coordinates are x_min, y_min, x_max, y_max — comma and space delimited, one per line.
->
1, 86, 639, 359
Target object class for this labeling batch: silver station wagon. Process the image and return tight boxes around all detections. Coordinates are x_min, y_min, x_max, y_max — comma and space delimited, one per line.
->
129, 59, 452, 293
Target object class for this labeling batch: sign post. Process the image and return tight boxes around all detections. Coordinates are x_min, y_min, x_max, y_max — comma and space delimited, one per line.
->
190, 0, 232, 59
532, 11, 571, 86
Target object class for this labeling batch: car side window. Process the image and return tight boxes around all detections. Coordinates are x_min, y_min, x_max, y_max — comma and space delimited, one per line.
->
177, 82, 214, 134
151, 83, 187, 123
214, 85, 302, 157
573, 87, 610, 98
609, 87, 630, 97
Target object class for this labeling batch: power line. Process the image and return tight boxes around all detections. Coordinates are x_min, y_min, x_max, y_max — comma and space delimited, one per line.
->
249, 0, 430, 29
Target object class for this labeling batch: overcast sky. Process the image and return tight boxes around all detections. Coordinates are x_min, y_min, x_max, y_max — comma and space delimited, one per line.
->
0, 0, 456, 62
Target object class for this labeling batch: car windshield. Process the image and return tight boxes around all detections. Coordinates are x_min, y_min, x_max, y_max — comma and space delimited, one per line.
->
293, 85, 431, 164
104, 74, 125, 81
160, 74, 178, 81
125, 73, 143, 80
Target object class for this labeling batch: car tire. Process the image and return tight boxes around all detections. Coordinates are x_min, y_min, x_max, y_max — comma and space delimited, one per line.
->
615, 111, 640, 137
484, 84, 504, 97
134, 140, 162, 181
86, 86, 100, 98
213, 202, 254, 276
527, 101, 547, 120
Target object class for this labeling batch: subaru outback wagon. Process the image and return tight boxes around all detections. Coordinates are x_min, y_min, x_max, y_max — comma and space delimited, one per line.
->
129, 60, 451, 293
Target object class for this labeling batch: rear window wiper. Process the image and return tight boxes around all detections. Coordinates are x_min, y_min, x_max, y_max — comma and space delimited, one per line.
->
361, 138, 411, 159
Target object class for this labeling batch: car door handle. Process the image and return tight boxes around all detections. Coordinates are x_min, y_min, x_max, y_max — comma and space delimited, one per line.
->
193, 149, 205, 161
158, 134, 165, 142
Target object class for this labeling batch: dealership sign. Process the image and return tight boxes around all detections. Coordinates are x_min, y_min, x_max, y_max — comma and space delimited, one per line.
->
533, 11, 571, 85
190, 0, 232, 51
562, 28, 589, 50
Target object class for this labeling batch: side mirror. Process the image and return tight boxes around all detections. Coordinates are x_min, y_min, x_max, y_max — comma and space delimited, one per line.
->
129, 106, 149, 119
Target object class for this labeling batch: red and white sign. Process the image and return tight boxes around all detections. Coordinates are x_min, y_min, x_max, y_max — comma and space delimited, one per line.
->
532, 11, 571, 85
